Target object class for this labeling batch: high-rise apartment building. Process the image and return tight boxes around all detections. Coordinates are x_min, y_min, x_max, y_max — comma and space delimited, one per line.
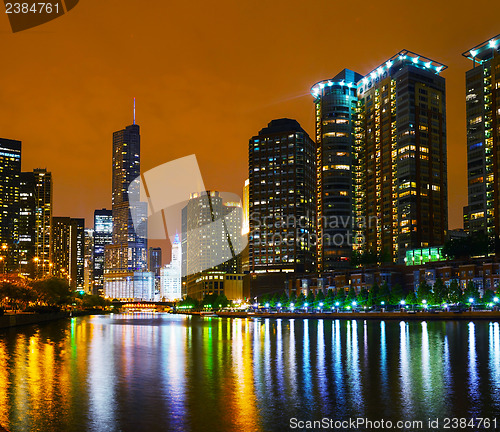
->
182, 190, 243, 299
160, 235, 181, 301
312, 51, 448, 265
93, 208, 112, 294
248, 119, 316, 274
33, 169, 53, 276
0, 138, 21, 271
84, 228, 94, 294
18, 172, 35, 276
463, 34, 500, 237
51, 217, 84, 289
311, 70, 363, 271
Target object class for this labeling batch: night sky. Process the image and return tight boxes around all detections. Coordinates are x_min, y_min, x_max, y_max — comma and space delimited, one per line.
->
1, 0, 499, 230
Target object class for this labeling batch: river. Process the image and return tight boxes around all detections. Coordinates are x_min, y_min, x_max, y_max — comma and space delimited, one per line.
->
0, 314, 499, 431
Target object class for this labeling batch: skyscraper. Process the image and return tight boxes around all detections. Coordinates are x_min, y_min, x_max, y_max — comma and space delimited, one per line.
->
105, 123, 147, 273
148, 247, 162, 277
18, 172, 35, 276
182, 191, 243, 299
312, 51, 448, 264
160, 235, 181, 301
104, 118, 153, 301
33, 169, 53, 276
463, 34, 500, 238
311, 70, 363, 271
84, 228, 94, 294
248, 119, 316, 274
51, 217, 84, 289
93, 208, 112, 294
0, 138, 21, 271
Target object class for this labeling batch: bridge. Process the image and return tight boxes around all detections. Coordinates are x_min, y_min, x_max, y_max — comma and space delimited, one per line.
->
112, 301, 176, 312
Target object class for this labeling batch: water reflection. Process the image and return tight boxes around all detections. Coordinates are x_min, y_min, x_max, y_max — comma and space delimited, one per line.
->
0, 316, 499, 432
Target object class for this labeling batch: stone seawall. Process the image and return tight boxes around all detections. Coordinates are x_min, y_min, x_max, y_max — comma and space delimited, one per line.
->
0, 312, 71, 329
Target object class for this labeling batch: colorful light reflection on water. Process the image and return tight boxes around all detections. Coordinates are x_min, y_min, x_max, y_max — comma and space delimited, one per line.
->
0, 315, 499, 431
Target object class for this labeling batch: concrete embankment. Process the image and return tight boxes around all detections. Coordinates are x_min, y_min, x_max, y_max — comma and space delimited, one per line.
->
0, 310, 105, 330
215, 311, 500, 321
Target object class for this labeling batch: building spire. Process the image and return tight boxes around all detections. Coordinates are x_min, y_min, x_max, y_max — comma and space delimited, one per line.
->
133, 97, 136, 125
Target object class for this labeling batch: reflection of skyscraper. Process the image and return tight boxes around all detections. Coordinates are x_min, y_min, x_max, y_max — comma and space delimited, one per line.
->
93, 208, 112, 295
463, 34, 500, 237
160, 235, 181, 301
0, 138, 21, 271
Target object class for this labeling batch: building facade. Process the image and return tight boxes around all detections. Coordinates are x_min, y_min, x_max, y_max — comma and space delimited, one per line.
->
103, 121, 152, 300
0, 138, 21, 272
311, 70, 363, 271
160, 235, 181, 301
463, 34, 500, 237
33, 169, 53, 277
51, 217, 84, 289
93, 208, 112, 295
182, 190, 243, 299
248, 119, 316, 274
355, 51, 448, 264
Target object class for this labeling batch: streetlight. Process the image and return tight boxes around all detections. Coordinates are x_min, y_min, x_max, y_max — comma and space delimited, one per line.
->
400, 300, 406, 306
494, 297, 499, 303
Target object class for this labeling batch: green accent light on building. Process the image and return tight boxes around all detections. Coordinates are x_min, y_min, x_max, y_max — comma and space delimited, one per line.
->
405, 247, 444, 266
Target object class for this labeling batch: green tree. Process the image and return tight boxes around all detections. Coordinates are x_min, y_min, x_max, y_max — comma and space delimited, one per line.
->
295, 293, 306, 308
463, 281, 479, 304
214, 294, 229, 309
288, 292, 297, 307
405, 289, 417, 305
278, 292, 289, 308
325, 289, 335, 308
305, 292, 315, 308
314, 291, 325, 308
448, 280, 462, 304
390, 284, 404, 305
334, 288, 346, 306
432, 278, 446, 305
483, 289, 495, 304
367, 283, 379, 307
357, 288, 369, 306
345, 286, 357, 307
31, 278, 72, 306
378, 282, 390, 305
269, 294, 279, 308
416, 281, 432, 304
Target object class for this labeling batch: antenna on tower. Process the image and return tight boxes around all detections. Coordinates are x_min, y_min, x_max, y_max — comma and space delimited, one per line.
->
133, 97, 136, 125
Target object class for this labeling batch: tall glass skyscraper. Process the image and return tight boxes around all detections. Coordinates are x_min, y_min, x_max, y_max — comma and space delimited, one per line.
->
104, 120, 152, 301
311, 70, 363, 271
463, 34, 500, 238
0, 138, 21, 271
105, 123, 147, 273
93, 208, 112, 294
311, 51, 448, 265
248, 119, 316, 274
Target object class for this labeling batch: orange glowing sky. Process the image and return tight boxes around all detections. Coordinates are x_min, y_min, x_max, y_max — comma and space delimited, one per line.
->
1, 0, 499, 231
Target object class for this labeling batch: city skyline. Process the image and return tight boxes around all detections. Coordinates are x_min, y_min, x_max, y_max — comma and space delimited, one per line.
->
0, 3, 498, 230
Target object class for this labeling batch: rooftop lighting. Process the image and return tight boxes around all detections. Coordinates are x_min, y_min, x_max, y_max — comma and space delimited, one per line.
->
489, 39, 498, 48
386, 60, 393, 68
470, 49, 478, 57
412, 57, 419, 64
425, 61, 432, 68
